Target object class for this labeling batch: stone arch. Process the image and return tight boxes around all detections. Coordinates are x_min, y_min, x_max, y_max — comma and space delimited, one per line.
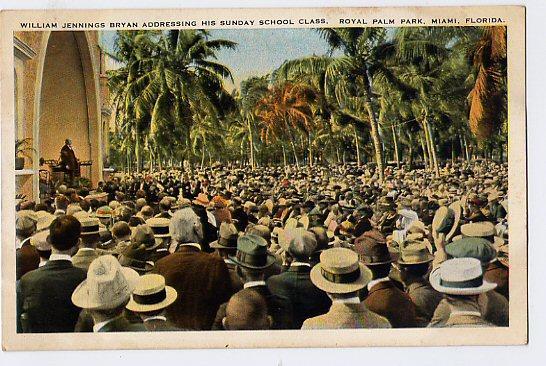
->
32, 31, 103, 188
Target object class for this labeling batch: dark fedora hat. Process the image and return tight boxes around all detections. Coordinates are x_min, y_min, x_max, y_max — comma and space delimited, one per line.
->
118, 242, 154, 274
230, 234, 276, 269
354, 231, 397, 266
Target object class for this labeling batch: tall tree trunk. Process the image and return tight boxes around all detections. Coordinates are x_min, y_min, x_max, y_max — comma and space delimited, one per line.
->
135, 124, 141, 173
282, 144, 287, 167
408, 136, 414, 169
425, 118, 440, 177
336, 147, 340, 164
308, 134, 313, 167
361, 73, 384, 182
392, 125, 400, 169
353, 125, 361, 167
419, 133, 429, 169
247, 118, 255, 169
463, 135, 470, 162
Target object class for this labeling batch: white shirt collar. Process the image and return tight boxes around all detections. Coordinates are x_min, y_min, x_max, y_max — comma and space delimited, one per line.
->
224, 258, 236, 265
291, 262, 311, 267
178, 243, 201, 250
49, 253, 73, 262
450, 310, 482, 318
93, 316, 121, 333
367, 276, 391, 291
332, 296, 361, 305
143, 315, 167, 322
16, 237, 31, 250
39, 259, 47, 267
244, 280, 266, 289
78, 247, 95, 252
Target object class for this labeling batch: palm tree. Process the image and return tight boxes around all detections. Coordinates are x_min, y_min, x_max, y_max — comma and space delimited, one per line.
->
256, 82, 316, 168
468, 26, 507, 142
108, 30, 236, 170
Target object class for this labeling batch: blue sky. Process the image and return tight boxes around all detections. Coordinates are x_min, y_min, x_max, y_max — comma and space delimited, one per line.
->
100, 29, 335, 90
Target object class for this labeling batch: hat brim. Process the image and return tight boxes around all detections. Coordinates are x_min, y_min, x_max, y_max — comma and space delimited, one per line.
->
429, 268, 497, 295
229, 252, 277, 270
71, 267, 139, 310
209, 240, 237, 250
397, 253, 434, 265
126, 286, 178, 313
310, 262, 372, 294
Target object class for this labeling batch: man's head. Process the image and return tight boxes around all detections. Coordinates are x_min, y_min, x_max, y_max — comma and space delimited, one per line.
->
65, 139, 72, 146
169, 207, 203, 244
223, 288, 272, 330
111, 221, 131, 242
49, 215, 81, 252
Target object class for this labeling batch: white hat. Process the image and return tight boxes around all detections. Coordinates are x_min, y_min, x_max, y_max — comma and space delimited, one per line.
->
126, 274, 177, 313
72, 256, 140, 310
429, 257, 497, 296
34, 211, 55, 232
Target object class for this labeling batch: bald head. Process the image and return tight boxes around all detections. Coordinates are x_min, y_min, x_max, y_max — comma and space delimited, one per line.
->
223, 289, 271, 330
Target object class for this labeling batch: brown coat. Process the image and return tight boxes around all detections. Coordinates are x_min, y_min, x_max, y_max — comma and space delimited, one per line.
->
153, 246, 233, 330
406, 279, 444, 324
429, 291, 509, 327
302, 302, 391, 329
364, 280, 419, 328
484, 261, 509, 299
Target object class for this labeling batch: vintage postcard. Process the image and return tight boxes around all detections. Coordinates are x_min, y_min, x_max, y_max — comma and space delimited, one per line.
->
0, 6, 526, 350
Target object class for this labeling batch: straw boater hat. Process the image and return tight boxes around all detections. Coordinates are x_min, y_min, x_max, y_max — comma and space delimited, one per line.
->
230, 234, 276, 270
497, 244, 509, 268
210, 222, 238, 249
310, 247, 372, 294
78, 216, 100, 236
397, 242, 434, 265
460, 222, 504, 248
432, 201, 461, 242
126, 274, 177, 313
146, 217, 171, 239
429, 257, 497, 296
192, 193, 210, 207
284, 217, 299, 230
71, 255, 140, 310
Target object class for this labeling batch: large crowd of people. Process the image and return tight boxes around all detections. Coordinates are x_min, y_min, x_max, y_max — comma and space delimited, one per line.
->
15, 160, 509, 332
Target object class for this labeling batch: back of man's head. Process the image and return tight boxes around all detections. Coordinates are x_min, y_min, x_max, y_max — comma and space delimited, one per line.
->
170, 207, 203, 244
224, 289, 271, 330
49, 215, 81, 252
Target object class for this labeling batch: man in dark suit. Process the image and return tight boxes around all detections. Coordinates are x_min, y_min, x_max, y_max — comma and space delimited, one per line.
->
267, 228, 331, 328
17, 216, 86, 333
60, 139, 78, 186
153, 208, 233, 330
212, 234, 293, 330
354, 232, 419, 328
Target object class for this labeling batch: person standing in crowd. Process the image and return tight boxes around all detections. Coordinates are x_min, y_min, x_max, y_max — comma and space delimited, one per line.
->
71, 256, 144, 332
302, 247, 391, 329
126, 274, 180, 331
267, 228, 331, 328
213, 234, 293, 330
222, 288, 272, 330
72, 216, 101, 271
153, 207, 232, 330
17, 216, 86, 333
429, 258, 497, 327
210, 222, 243, 292
397, 241, 442, 325
355, 234, 419, 328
